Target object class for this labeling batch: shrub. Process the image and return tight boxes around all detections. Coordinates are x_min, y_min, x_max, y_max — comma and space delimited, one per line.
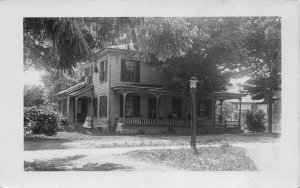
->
24, 106, 67, 137
245, 109, 266, 133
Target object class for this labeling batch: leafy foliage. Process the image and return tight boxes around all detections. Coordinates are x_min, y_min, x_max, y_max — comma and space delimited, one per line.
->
41, 71, 79, 101
24, 84, 46, 107
24, 17, 198, 73
24, 106, 67, 137
24, 18, 91, 73
245, 109, 266, 133
241, 17, 281, 133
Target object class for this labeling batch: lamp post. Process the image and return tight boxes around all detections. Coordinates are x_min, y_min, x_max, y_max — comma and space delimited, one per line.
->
189, 76, 198, 154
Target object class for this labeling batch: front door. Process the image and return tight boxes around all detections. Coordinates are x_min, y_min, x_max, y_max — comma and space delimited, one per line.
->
77, 97, 88, 123
148, 98, 156, 119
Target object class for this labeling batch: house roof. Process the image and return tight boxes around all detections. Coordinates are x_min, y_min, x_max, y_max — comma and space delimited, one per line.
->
93, 43, 137, 57
106, 43, 136, 51
111, 84, 187, 96
210, 92, 247, 100
54, 82, 93, 98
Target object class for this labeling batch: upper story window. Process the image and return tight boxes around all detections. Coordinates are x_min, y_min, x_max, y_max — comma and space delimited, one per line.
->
99, 59, 108, 82
84, 67, 93, 85
121, 59, 140, 82
198, 100, 211, 119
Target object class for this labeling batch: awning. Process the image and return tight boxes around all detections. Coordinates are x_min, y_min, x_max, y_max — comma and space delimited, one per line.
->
54, 82, 93, 98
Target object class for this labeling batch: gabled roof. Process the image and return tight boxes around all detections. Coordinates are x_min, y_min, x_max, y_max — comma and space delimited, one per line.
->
54, 82, 93, 98
93, 43, 137, 58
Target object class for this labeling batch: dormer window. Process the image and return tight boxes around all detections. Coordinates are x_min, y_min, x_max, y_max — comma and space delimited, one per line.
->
84, 67, 93, 85
121, 59, 140, 82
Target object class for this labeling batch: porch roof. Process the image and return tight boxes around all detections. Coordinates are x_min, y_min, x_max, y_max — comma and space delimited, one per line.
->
112, 84, 246, 100
111, 84, 187, 96
54, 82, 93, 98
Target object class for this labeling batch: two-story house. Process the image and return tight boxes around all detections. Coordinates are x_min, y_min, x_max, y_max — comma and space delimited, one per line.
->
54, 44, 246, 134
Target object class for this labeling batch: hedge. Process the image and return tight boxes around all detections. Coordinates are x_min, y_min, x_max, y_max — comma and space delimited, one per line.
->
24, 106, 67, 137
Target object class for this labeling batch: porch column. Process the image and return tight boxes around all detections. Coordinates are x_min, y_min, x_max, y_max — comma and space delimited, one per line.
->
66, 96, 70, 124
75, 97, 78, 125
91, 97, 94, 129
238, 98, 242, 129
122, 92, 127, 118
155, 94, 160, 126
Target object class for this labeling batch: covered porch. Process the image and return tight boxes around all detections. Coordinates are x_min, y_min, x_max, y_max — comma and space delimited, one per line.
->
54, 82, 94, 128
111, 84, 245, 134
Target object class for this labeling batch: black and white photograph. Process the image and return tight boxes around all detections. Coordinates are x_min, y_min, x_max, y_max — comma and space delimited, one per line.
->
0, 0, 299, 188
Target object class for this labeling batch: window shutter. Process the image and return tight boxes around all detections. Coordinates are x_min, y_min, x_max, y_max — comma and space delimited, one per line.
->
104, 59, 108, 82
120, 95, 123, 117
93, 98, 98, 118
99, 62, 102, 82
100, 61, 105, 82
99, 96, 103, 117
104, 96, 107, 117
121, 59, 126, 81
135, 61, 140, 82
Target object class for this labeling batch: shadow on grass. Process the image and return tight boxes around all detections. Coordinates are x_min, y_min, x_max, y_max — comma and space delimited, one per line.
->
25, 155, 134, 171
25, 155, 86, 171
73, 163, 134, 171
24, 139, 71, 151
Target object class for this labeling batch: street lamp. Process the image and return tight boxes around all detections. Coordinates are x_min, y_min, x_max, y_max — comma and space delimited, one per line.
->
189, 76, 198, 154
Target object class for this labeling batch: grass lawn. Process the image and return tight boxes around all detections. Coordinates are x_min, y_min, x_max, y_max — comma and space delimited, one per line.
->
24, 131, 280, 151
124, 145, 257, 171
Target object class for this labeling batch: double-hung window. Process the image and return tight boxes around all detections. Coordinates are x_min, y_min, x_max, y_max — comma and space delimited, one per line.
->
120, 95, 140, 117
120, 59, 140, 82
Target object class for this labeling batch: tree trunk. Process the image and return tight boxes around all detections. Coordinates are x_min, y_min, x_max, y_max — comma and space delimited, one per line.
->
268, 98, 273, 133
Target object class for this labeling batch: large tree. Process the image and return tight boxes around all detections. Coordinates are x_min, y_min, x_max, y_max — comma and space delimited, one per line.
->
149, 17, 246, 94
240, 17, 281, 133
24, 17, 197, 74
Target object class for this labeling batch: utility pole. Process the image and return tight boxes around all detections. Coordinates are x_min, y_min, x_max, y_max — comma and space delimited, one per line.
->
189, 77, 198, 154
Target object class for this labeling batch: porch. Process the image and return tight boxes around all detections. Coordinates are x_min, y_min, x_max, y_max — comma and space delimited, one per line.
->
54, 82, 94, 129
112, 84, 245, 135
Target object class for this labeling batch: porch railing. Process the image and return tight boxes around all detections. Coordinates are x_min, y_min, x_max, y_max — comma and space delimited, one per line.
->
118, 118, 190, 126
214, 121, 240, 128
117, 118, 240, 128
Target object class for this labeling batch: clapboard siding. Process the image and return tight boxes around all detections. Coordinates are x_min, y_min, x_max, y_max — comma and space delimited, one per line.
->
93, 55, 110, 127
110, 54, 165, 88
108, 53, 165, 123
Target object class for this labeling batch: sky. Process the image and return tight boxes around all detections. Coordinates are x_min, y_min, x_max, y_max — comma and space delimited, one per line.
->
24, 70, 45, 85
